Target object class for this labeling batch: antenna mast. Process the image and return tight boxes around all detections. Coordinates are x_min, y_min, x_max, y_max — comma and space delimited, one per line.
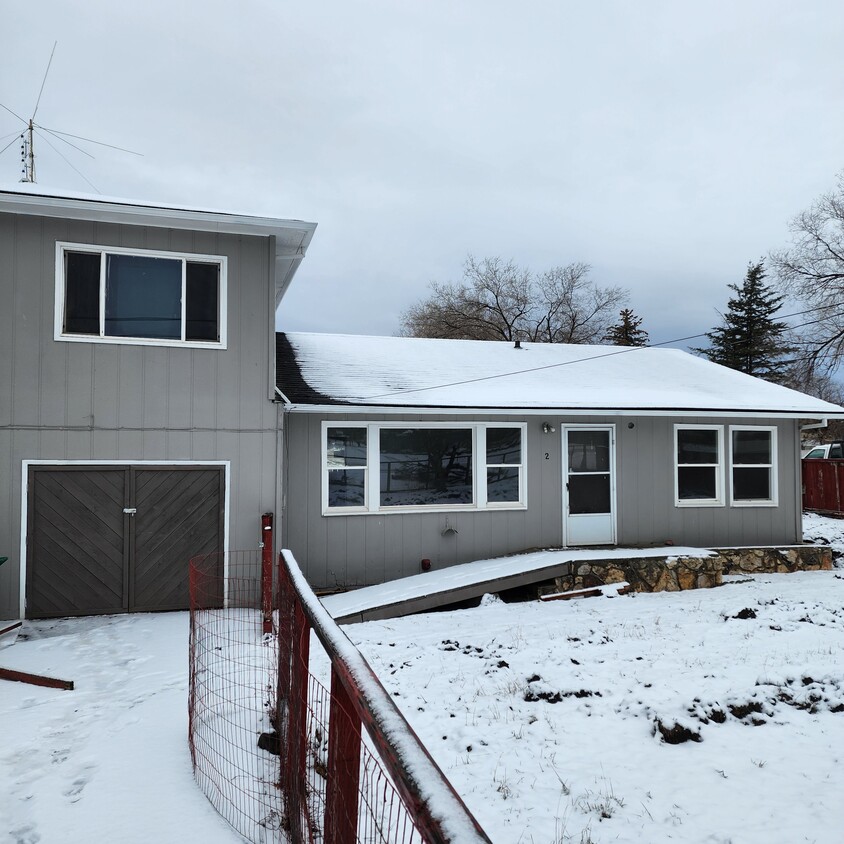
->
2, 41, 142, 189
19, 41, 56, 183
21, 120, 36, 182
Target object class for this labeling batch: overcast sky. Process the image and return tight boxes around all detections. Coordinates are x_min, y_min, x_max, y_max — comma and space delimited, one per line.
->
3, 1, 843, 346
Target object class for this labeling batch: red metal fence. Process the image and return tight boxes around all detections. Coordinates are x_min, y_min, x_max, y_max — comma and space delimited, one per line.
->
189, 548, 491, 844
802, 459, 844, 515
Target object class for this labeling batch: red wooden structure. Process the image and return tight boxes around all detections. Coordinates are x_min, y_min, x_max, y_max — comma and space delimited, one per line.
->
802, 459, 844, 516
276, 549, 492, 843
261, 512, 274, 634
188, 547, 492, 844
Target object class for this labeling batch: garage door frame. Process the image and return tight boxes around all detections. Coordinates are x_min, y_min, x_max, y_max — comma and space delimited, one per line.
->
20, 460, 230, 619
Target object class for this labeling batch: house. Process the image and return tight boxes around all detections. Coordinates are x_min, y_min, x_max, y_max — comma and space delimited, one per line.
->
276, 331, 844, 590
0, 185, 316, 620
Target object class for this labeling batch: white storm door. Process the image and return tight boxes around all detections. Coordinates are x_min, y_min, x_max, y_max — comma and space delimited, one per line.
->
563, 426, 616, 546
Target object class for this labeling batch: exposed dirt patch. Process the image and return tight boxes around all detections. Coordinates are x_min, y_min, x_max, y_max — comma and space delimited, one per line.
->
655, 719, 702, 744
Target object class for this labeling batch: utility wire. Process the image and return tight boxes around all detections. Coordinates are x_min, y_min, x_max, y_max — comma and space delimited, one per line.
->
38, 126, 143, 156
0, 101, 26, 124
0, 134, 19, 157
39, 125, 95, 159
33, 128, 100, 194
362, 304, 844, 400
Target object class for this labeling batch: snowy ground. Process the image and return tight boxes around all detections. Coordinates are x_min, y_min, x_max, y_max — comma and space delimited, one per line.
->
2, 516, 843, 843
347, 571, 844, 843
0, 614, 239, 844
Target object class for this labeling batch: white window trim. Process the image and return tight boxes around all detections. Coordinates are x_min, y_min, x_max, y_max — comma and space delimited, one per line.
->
54, 241, 228, 350
729, 425, 778, 507
674, 424, 725, 507
322, 424, 369, 514
321, 421, 527, 515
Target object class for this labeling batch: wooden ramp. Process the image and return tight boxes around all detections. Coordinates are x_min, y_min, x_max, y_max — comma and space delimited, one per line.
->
320, 546, 709, 624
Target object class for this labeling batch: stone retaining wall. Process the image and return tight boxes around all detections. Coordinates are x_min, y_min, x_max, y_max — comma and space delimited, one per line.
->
715, 545, 832, 575
545, 545, 832, 595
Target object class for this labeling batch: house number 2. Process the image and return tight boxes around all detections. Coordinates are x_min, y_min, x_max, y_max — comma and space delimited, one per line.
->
545, 452, 550, 460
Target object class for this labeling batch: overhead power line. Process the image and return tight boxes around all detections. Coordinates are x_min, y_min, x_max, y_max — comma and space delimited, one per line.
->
363, 304, 844, 400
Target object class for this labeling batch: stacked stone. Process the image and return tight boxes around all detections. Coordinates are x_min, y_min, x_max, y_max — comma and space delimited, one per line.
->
545, 545, 832, 596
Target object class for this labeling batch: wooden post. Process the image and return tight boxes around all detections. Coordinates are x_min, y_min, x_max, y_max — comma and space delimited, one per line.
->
261, 513, 274, 634
285, 600, 310, 840
324, 666, 362, 844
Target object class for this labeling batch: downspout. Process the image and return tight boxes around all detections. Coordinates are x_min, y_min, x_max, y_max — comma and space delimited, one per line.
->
274, 388, 292, 555
800, 417, 828, 434
275, 386, 293, 406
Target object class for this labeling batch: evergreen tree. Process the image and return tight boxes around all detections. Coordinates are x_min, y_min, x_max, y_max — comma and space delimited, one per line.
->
695, 261, 793, 382
603, 308, 649, 346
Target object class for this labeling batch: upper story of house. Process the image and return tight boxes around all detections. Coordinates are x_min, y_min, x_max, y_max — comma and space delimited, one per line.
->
0, 186, 316, 434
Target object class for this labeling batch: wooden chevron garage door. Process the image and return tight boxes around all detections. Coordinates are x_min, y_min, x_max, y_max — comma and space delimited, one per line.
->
26, 465, 224, 618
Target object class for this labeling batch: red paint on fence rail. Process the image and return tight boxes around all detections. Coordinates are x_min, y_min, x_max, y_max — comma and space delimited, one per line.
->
802, 459, 844, 515
188, 548, 492, 844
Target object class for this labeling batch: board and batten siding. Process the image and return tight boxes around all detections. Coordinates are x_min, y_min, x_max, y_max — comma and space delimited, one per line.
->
281, 412, 802, 590
0, 211, 280, 618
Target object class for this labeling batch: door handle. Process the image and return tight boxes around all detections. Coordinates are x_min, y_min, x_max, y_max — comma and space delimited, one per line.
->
123, 508, 137, 515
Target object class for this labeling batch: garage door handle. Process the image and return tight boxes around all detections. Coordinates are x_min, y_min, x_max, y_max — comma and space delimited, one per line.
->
123, 508, 137, 515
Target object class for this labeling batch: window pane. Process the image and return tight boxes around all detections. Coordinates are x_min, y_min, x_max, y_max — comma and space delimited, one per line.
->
733, 467, 770, 500
487, 467, 520, 502
380, 428, 472, 507
328, 468, 365, 507
487, 428, 521, 465
677, 429, 718, 464
105, 254, 181, 339
186, 262, 220, 341
732, 430, 771, 465
327, 428, 367, 467
678, 466, 716, 499
831, 445, 843, 459
64, 251, 100, 334
568, 474, 610, 514
568, 431, 609, 472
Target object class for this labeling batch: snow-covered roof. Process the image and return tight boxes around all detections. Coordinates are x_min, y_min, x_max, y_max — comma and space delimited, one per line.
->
0, 184, 317, 304
277, 332, 844, 417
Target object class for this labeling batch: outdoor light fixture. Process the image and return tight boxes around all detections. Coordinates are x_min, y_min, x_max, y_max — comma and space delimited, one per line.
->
542, 422, 556, 434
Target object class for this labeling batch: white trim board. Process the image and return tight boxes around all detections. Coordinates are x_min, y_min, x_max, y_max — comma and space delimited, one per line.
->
18, 459, 231, 619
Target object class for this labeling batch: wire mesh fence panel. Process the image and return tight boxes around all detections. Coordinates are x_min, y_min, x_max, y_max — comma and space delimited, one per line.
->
189, 549, 491, 844
190, 553, 286, 843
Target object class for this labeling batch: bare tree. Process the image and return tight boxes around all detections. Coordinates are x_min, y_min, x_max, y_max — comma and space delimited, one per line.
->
771, 173, 844, 374
399, 256, 627, 344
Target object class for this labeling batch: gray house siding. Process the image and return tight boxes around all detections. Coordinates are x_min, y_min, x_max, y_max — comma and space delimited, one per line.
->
0, 210, 280, 618
281, 411, 801, 590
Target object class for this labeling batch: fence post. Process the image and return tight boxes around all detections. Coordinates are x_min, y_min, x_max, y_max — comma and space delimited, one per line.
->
324, 666, 362, 844
284, 600, 311, 840
261, 513, 274, 635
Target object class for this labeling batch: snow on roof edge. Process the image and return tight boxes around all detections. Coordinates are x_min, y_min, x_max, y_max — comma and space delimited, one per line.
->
0, 182, 315, 229
279, 331, 844, 416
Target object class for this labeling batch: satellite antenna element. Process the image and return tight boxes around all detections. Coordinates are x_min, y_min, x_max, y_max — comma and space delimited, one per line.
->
0, 41, 142, 191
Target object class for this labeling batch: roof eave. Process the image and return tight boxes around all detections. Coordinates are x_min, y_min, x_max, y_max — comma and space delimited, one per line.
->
283, 403, 843, 419
0, 190, 317, 302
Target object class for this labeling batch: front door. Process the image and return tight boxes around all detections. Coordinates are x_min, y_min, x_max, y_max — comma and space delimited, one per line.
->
563, 426, 616, 546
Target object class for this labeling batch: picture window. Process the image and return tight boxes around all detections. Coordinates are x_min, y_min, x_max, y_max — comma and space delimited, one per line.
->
322, 423, 525, 514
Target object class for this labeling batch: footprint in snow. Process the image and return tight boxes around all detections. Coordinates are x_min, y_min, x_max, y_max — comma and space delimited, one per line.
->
10, 825, 41, 844
62, 764, 97, 803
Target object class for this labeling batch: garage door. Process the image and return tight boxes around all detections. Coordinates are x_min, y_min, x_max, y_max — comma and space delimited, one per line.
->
26, 465, 224, 618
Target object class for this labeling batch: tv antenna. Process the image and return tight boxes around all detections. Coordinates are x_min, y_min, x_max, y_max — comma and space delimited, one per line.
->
0, 42, 142, 191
